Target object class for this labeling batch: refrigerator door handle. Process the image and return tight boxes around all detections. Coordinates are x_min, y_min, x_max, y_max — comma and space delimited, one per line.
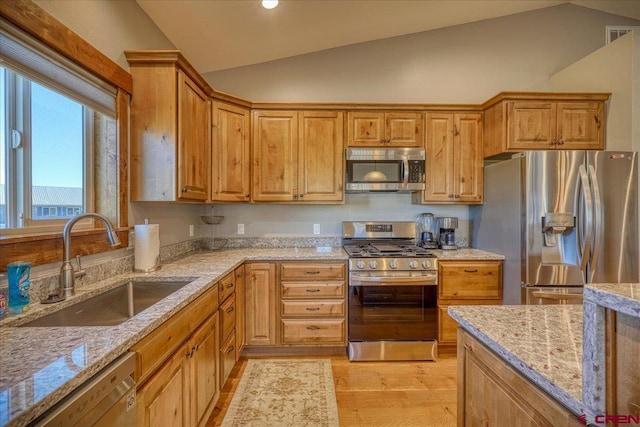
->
588, 164, 602, 282
577, 164, 593, 274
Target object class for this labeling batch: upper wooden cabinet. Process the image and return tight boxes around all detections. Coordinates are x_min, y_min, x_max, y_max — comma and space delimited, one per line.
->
413, 112, 483, 204
483, 92, 610, 159
347, 111, 423, 147
252, 110, 344, 203
212, 101, 251, 202
126, 51, 212, 202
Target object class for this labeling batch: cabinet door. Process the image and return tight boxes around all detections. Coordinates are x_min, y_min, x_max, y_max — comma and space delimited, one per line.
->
506, 101, 556, 150
298, 111, 344, 202
386, 112, 423, 147
454, 113, 483, 203
212, 102, 250, 202
245, 263, 277, 345
347, 112, 385, 146
234, 265, 245, 360
177, 70, 210, 201
252, 111, 298, 201
556, 102, 604, 149
190, 314, 219, 427
424, 112, 455, 202
137, 343, 188, 427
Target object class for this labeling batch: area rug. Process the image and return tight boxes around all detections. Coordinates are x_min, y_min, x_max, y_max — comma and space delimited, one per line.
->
221, 359, 340, 427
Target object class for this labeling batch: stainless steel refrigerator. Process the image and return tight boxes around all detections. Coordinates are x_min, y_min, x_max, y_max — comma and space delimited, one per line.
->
471, 151, 638, 305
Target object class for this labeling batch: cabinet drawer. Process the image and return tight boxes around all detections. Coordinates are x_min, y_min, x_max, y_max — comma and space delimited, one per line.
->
131, 285, 218, 383
219, 271, 235, 303
220, 332, 236, 389
281, 319, 345, 344
439, 261, 502, 299
220, 293, 236, 343
280, 262, 345, 280
281, 282, 345, 299
281, 300, 345, 317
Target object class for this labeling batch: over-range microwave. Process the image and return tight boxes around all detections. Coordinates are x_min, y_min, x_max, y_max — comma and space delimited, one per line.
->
345, 147, 425, 193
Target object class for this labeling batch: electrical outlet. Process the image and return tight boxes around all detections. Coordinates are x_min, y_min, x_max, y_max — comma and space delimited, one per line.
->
189, 224, 194, 237
313, 224, 320, 235
237, 223, 245, 235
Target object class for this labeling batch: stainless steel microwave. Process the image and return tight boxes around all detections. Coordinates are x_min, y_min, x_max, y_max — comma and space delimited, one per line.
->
345, 147, 425, 192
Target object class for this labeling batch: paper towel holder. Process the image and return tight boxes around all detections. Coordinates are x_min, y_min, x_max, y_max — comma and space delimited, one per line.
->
134, 218, 162, 273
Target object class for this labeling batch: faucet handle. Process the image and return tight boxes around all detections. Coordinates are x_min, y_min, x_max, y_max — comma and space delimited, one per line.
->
75, 255, 86, 279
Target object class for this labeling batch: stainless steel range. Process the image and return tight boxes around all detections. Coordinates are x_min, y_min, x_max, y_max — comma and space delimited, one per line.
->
343, 221, 438, 361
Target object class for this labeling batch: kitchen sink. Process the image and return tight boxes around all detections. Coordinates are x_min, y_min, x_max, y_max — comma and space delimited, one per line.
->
19, 279, 194, 327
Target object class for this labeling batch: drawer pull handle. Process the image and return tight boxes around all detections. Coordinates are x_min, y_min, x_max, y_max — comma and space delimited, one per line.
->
227, 307, 235, 313
306, 271, 321, 275
464, 269, 478, 273
226, 345, 235, 354
306, 307, 320, 311
306, 325, 320, 331
306, 289, 321, 293
226, 283, 234, 289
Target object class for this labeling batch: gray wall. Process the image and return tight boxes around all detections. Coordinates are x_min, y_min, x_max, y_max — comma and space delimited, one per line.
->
35, 1, 640, 247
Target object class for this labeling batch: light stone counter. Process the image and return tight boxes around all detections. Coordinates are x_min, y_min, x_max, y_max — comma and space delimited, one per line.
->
432, 248, 505, 260
448, 305, 591, 418
582, 283, 640, 414
0, 247, 347, 427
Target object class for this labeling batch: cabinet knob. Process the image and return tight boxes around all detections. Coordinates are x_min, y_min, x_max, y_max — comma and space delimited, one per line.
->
557, 138, 564, 145
454, 194, 460, 199
299, 193, 304, 198
594, 114, 601, 128
448, 194, 454, 198
245, 194, 250, 198
227, 306, 235, 314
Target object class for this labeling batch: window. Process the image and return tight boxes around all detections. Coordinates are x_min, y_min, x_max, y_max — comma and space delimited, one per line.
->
0, 21, 118, 236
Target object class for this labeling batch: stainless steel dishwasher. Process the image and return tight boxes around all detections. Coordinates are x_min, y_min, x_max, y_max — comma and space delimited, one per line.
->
33, 352, 137, 426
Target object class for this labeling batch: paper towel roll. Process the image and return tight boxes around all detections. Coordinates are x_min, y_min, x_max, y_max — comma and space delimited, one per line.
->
134, 223, 160, 272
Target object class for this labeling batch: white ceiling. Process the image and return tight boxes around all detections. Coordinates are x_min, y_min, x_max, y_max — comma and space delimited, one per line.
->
136, 0, 640, 73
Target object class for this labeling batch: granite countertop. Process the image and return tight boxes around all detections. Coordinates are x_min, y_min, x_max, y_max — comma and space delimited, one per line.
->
0, 247, 346, 427
433, 248, 505, 260
583, 283, 640, 317
448, 304, 589, 417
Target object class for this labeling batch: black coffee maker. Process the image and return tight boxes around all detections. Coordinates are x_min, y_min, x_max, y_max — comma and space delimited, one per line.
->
437, 217, 458, 250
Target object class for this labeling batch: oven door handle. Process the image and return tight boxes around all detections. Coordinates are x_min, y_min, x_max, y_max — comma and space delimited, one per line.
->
350, 275, 437, 286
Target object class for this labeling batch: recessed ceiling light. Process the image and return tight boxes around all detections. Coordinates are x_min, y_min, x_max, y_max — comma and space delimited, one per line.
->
261, 0, 278, 10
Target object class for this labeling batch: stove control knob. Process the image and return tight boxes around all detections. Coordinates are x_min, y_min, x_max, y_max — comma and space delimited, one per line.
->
422, 260, 432, 269
356, 261, 365, 269
409, 260, 418, 269
389, 261, 398, 269
369, 261, 379, 269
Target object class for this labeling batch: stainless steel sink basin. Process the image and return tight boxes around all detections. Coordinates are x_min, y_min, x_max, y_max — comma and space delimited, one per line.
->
19, 279, 194, 327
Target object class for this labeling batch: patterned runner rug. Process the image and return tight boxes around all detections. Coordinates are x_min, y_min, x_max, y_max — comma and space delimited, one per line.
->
221, 359, 340, 427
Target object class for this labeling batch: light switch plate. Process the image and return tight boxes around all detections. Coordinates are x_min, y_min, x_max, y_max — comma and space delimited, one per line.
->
313, 224, 320, 235
237, 223, 245, 235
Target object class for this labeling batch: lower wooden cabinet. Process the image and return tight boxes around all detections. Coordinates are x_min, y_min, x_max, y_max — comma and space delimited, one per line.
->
234, 265, 245, 360
245, 262, 277, 346
136, 312, 220, 427
458, 330, 581, 426
438, 260, 503, 345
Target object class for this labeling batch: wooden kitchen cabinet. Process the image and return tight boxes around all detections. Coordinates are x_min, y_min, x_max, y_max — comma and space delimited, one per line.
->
218, 271, 237, 388
279, 261, 347, 346
234, 265, 245, 360
438, 260, 502, 345
413, 112, 483, 204
125, 50, 211, 202
483, 92, 610, 159
251, 110, 344, 202
212, 101, 251, 202
134, 285, 220, 427
346, 111, 423, 147
458, 329, 582, 426
245, 262, 277, 346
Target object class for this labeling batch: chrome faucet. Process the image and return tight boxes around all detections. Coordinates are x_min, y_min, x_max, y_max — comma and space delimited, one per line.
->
43, 213, 121, 303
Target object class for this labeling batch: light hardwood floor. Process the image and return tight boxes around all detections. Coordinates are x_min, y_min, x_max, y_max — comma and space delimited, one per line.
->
207, 349, 457, 426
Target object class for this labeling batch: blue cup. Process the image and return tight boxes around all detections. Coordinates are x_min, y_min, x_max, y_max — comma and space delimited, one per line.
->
7, 261, 31, 313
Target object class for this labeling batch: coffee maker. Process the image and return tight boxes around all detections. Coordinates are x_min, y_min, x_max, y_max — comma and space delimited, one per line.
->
437, 217, 458, 250
416, 213, 438, 249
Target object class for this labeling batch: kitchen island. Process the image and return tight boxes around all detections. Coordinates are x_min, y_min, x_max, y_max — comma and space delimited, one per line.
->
449, 283, 640, 426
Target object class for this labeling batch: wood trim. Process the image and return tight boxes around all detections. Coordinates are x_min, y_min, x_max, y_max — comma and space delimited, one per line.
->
124, 50, 212, 96
211, 89, 252, 109
117, 89, 129, 229
481, 91, 611, 110
0, 0, 132, 93
250, 102, 484, 111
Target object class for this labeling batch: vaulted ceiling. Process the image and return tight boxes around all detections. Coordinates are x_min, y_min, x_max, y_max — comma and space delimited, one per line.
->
136, 0, 640, 73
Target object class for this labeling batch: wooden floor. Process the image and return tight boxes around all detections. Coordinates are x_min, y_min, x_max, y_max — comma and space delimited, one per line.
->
206, 349, 458, 427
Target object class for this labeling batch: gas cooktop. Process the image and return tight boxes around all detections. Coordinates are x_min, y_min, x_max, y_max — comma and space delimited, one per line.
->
343, 243, 435, 258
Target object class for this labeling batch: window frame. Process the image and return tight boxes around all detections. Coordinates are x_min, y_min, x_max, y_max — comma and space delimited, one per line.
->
0, 0, 131, 272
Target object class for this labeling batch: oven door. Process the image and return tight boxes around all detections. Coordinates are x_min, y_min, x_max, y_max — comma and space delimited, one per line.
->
348, 271, 437, 342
